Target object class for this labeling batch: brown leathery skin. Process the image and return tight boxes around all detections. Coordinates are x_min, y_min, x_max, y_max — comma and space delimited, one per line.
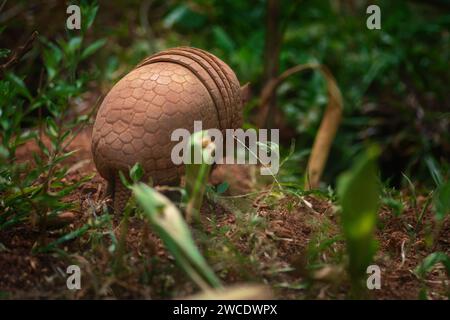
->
91, 47, 244, 213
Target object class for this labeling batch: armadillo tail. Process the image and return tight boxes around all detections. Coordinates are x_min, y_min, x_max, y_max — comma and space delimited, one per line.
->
113, 174, 131, 214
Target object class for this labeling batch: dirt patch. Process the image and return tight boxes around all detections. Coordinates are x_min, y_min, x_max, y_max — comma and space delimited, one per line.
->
0, 127, 448, 299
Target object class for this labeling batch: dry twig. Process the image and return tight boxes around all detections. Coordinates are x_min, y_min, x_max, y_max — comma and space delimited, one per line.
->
0, 31, 38, 76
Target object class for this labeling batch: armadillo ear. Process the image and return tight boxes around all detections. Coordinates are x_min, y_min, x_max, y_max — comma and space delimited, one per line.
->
240, 82, 251, 106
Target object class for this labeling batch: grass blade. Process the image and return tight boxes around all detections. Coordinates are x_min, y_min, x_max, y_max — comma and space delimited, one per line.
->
337, 145, 381, 294
184, 131, 216, 223
414, 252, 450, 279
132, 183, 222, 290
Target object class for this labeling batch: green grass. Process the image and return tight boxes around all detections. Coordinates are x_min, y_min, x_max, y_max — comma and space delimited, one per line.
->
0, 3, 104, 241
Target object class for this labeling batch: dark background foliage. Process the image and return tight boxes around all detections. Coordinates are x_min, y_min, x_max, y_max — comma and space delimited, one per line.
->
2, 0, 449, 188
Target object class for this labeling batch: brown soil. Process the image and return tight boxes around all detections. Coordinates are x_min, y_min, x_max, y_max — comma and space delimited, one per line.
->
0, 127, 448, 299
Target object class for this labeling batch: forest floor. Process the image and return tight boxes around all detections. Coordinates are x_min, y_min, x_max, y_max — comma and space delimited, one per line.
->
0, 127, 449, 299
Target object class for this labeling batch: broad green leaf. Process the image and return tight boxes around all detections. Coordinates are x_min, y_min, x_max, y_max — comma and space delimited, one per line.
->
42, 43, 62, 81
130, 162, 144, 182
414, 252, 450, 278
434, 180, 450, 221
382, 197, 404, 217
163, 5, 189, 28
337, 145, 381, 287
0, 145, 9, 159
0, 48, 10, 59
163, 4, 205, 29
81, 38, 106, 60
212, 26, 235, 53
216, 182, 229, 195
425, 156, 443, 187
36, 214, 110, 253
46, 117, 59, 138
132, 183, 221, 290
82, 4, 99, 31
5, 73, 32, 101
66, 37, 82, 55
37, 224, 90, 253
119, 171, 131, 188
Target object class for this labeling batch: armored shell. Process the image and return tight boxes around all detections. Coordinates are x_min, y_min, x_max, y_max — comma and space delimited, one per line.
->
91, 47, 244, 211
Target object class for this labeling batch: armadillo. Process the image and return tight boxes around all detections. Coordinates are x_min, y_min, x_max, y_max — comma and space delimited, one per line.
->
91, 47, 248, 213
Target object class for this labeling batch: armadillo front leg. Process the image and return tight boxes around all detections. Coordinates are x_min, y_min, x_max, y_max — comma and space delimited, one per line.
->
113, 174, 131, 214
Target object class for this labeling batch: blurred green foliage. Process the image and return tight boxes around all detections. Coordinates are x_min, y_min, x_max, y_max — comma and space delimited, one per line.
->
337, 145, 380, 295
152, 0, 450, 186
133, 182, 222, 290
2, 0, 448, 187
0, 3, 103, 234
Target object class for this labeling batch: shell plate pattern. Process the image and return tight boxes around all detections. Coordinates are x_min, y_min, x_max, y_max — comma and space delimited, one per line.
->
92, 47, 242, 186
